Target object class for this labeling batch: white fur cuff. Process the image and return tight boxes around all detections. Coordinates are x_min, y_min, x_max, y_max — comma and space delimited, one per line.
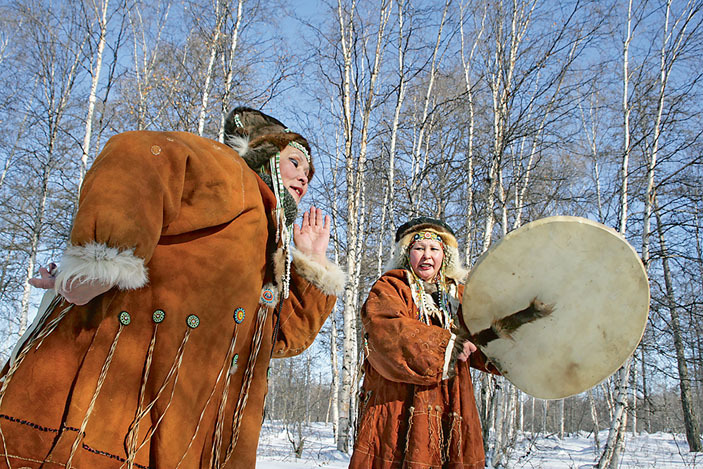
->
55, 242, 148, 292
291, 248, 345, 296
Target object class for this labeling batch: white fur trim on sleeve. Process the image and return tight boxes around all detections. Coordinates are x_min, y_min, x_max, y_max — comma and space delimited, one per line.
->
442, 332, 456, 380
291, 247, 345, 296
55, 242, 148, 292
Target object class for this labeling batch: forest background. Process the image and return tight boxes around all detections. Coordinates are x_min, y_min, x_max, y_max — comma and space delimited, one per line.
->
0, 0, 701, 467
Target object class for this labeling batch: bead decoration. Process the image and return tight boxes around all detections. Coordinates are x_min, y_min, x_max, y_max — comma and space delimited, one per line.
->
261, 288, 275, 306
233, 354, 239, 366
152, 309, 165, 323
412, 231, 444, 245
233, 308, 246, 324
118, 311, 131, 326
150, 145, 162, 156
287, 141, 310, 163
186, 314, 200, 329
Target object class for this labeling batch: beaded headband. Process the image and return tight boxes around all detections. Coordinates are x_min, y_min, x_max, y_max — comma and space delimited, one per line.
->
232, 113, 310, 163
410, 231, 444, 247
287, 141, 311, 163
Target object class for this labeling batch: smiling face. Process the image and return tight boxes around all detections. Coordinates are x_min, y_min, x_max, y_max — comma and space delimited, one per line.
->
408, 238, 444, 281
278, 144, 310, 203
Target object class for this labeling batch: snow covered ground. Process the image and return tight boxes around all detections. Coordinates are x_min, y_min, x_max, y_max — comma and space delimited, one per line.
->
256, 421, 703, 468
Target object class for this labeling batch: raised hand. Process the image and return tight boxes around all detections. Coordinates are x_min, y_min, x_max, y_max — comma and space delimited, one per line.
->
293, 206, 331, 264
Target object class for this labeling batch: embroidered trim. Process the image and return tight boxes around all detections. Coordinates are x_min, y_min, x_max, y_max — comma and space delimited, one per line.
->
0, 414, 152, 469
287, 141, 310, 163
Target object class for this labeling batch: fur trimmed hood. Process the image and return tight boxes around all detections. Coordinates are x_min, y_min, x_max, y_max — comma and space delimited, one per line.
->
386, 217, 468, 282
224, 106, 315, 180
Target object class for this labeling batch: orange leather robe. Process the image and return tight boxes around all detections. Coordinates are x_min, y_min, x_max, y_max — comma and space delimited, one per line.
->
0, 131, 343, 468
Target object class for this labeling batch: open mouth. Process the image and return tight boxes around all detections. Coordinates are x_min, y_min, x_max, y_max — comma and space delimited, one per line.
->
289, 186, 303, 200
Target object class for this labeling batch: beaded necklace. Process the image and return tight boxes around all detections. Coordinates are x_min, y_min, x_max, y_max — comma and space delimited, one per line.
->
269, 153, 292, 298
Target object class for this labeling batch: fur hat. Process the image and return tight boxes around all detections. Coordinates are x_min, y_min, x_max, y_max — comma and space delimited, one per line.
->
224, 106, 315, 180
387, 216, 468, 281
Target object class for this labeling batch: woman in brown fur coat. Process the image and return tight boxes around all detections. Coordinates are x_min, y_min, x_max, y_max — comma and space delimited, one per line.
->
349, 217, 498, 469
0, 107, 344, 468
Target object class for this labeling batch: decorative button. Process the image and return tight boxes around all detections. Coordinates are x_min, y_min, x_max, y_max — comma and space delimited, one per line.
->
153, 309, 165, 323
118, 311, 131, 326
261, 288, 275, 306
233, 308, 245, 324
150, 145, 162, 156
186, 314, 200, 329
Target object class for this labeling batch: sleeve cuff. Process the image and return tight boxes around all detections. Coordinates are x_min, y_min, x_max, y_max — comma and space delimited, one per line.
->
442, 332, 457, 380
291, 247, 345, 296
55, 242, 149, 291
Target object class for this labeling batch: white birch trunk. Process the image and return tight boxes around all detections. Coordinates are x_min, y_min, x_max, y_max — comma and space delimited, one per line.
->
597, 363, 631, 469
599, 2, 635, 465
459, 0, 486, 266
654, 195, 702, 452
619, 0, 633, 235
559, 399, 565, 439
542, 400, 548, 434
197, 0, 224, 136
79, 0, 110, 190
631, 360, 637, 435
330, 129, 342, 439
218, 0, 244, 141
588, 389, 600, 452
19, 23, 87, 335
384, 0, 407, 254
519, 390, 524, 433
337, 0, 358, 452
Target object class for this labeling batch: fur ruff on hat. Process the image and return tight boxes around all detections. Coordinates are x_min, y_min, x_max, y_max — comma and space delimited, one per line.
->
386, 217, 468, 282
224, 106, 315, 180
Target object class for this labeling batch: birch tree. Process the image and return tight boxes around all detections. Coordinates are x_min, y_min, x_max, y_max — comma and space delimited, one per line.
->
9, 0, 88, 336
78, 0, 112, 188
217, 0, 244, 141
654, 195, 702, 452
195, 0, 225, 136
336, 0, 360, 451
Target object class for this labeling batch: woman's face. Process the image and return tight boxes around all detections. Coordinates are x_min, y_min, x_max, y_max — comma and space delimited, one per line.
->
408, 238, 444, 281
279, 144, 310, 203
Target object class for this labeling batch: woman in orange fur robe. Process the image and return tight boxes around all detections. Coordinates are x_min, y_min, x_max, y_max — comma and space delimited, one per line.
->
0, 107, 344, 468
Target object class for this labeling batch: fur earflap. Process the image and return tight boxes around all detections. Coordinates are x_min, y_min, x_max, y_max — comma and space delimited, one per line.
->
55, 242, 148, 292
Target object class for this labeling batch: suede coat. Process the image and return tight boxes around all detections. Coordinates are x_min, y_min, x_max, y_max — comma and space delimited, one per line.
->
0, 131, 343, 468
349, 269, 498, 469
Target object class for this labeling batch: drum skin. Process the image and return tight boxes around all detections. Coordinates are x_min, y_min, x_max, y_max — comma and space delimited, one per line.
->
462, 216, 649, 399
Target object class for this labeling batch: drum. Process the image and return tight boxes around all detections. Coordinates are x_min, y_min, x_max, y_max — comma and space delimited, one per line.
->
462, 216, 649, 399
